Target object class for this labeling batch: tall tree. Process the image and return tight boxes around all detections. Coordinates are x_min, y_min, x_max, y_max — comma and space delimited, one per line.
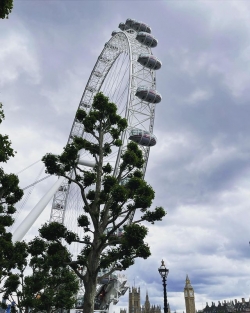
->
41, 92, 166, 313
0, 0, 13, 19
0, 103, 25, 289
2, 237, 79, 313
0, 104, 79, 313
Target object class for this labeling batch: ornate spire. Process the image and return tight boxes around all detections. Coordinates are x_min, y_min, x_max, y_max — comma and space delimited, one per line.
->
145, 290, 150, 311
184, 275, 196, 313
185, 274, 192, 288
146, 290, 149, 301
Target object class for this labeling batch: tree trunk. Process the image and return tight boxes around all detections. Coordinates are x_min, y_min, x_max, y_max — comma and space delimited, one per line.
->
82, 239, 102, 313
82, 273, 97, 313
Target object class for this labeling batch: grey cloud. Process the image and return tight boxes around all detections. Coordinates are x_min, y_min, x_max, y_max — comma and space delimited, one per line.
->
2, 1, 250, 312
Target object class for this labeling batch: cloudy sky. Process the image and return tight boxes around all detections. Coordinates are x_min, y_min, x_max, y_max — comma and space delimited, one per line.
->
2, 0, 250, 312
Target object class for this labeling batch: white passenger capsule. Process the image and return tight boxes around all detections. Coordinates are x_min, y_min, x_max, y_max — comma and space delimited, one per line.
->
129, 128, 157, 147
53, 203, 63, 210
119, 22, 130, 31
97, 276, 109, 285
135, 86, 162, 103
93, 71, 102, 77
99, 56, 111, 63
105, 42, 118, 50
86, 86, 95, 92
125, 18, 135, 28
125, 18, 151, 33
80, 101, 91, 108
133, 21, 151, 33
136, 32, 157, 48
120, 177, 129, 185
58, 186, 67, 192
137, 54, 162, 70
111, 31, 118, 36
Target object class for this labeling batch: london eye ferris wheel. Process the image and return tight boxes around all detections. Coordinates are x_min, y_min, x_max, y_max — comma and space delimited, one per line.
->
50, 18, 162, 234
12, 18, 162, 312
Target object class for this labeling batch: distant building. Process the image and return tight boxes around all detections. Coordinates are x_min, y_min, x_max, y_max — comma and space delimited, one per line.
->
184, 275, 196, 313
183, 276, 250, 313
120, 286, 161, 313
129, 287, 141, 313
203, 299, 250, 313
141, 291, 161, 313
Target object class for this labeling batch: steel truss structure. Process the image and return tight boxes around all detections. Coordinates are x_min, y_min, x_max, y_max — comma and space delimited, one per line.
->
48, 21, 161, 313
50, 29, 158, 224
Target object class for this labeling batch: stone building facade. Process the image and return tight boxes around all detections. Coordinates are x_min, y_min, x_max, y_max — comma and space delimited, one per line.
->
203, 298, 250, 313
120, 287, 161, 313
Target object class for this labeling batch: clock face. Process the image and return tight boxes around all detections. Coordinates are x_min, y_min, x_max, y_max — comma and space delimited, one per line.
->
189, 291, 194, 296
185, 291, 188, 296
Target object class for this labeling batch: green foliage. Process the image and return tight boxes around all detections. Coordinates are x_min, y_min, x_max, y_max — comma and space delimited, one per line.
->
111, 185, 128, 203
0, 106, 18, 164
0, 104, 5, 123
0, 103, 24, 286
78, 215, 90, 228
102, 175, 117, 192
0, 103, 79, 313
86, 189, 95, 200
83, 171, 96, 187
2, 237, 79, 313
75, 108, 87, 122
120, 142, 144, 171
0, 135, 15, 162
0, 0, 13, 19
39, 222, 67, 241
41, 93, 166, 313
141, 206, 166, 224
3, 274, 20, 295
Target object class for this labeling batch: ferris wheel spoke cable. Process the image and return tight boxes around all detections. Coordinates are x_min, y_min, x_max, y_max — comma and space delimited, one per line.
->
16, 159, 41, 175
105, 52, 127, 95
113, 63, 130, 104
10, 166, 46, 231
65, 184, 86, 256
102, 53, 121, 95
101, 81, 130, 147
80, 59, 129, 161
111, 60, 130, 103
22, 175, 52, 191
78, 69, 130, 166
101, 55, 117, 94
105, 53, 128, 98
112, 59, 129, 100
114, 80, 129, 111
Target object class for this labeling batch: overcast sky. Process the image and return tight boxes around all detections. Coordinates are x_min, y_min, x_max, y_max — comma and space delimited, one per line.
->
2, 1, 250, 312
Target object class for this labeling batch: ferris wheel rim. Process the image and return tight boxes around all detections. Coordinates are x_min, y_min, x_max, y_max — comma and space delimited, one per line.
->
50, 26, 159, 238
45, 19, 161, 313
69, 30, 153, 177
81, 31, 133, 167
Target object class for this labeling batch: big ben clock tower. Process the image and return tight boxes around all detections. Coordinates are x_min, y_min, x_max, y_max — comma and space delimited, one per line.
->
184, 275, 196, 313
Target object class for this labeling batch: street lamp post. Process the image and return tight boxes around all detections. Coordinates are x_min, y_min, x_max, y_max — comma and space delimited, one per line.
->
158, 260, 169, 313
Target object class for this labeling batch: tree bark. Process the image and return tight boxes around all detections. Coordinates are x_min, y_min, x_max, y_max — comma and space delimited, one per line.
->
82, 271, 97, 313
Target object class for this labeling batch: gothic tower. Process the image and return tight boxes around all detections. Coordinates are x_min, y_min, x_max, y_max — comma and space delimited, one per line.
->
184, 275, 196, 313
129, 287, 141, 313
144, 291, 150, 313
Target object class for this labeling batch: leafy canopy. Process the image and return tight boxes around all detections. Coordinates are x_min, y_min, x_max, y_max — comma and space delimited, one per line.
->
0, 0, 13, 19
0, 103, 24, 286
2, 237, 79, 313
41, 93, 166, 313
